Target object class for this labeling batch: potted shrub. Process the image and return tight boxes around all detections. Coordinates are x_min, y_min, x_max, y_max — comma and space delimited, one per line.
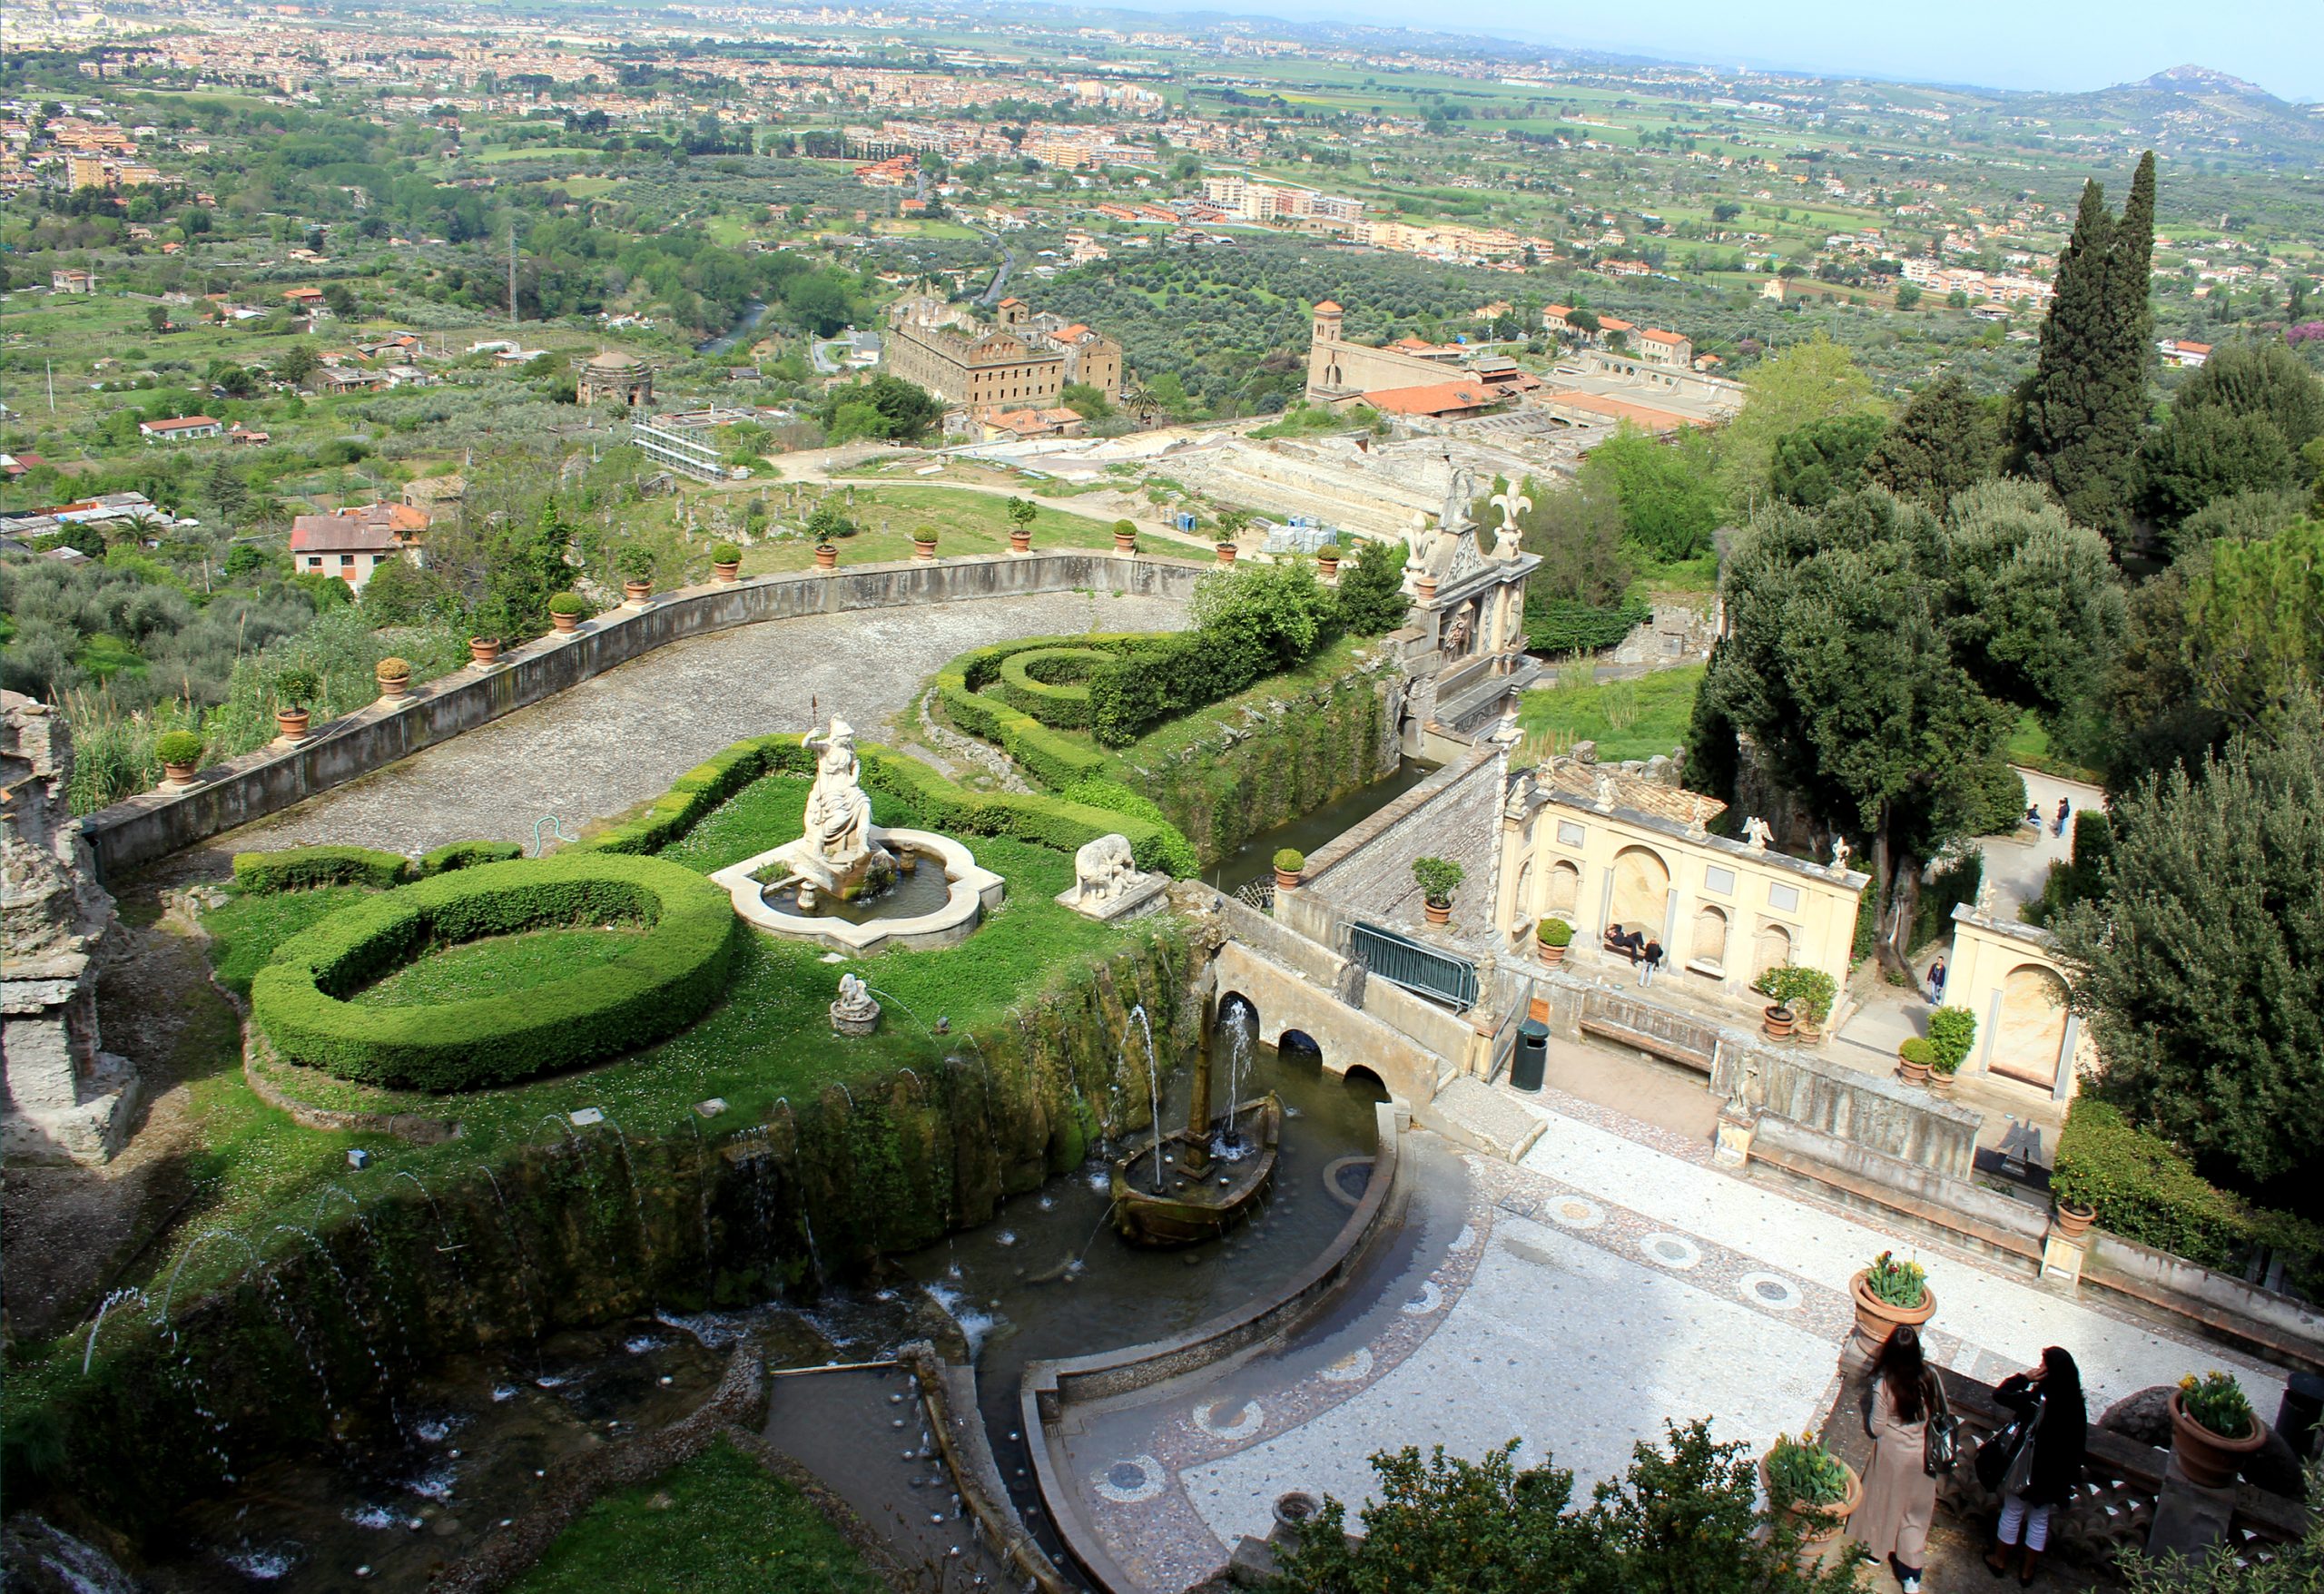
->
548, 591, 587, 634
1412, 856, 1464, 927
1753, 966, 1797, 1039
1216, 539, 1238, 565
1316, 543, 1342, 579
375, 655, 412, 702
1111, 518, 1137, 555
1006, 497, 1036, 553
271, 666, 320, 742
1849, 1250, 1935, 1361
710, 540, 742, 582
1926, 1005, 1976, 1075
1537, 916, 1573, 967
1897, 1037, 1935, 1086
2169, 1372, 2270, 1489
911, 524, 939, 561
2048, 1162, 2097, 1238
154, 729, 204, 787
1273, 848, 1305, 890
813, 539, 840, 571
1927, 1052, 1960, 1096
468, 633, 502, 666
616, 546, 655, 604
1761, 1433, 1861, 1546
1787, 968, 1837, 1043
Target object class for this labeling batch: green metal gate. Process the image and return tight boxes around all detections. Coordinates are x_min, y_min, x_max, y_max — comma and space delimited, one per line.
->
1349, 921, 1479, 1012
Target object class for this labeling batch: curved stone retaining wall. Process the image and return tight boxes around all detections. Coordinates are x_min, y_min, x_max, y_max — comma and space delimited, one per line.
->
79, 552, 1206, 881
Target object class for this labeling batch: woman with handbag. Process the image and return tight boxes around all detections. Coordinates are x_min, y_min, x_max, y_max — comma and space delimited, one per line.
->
1854, 1326, 1945, 1593
1982, 1346, 2087, 1585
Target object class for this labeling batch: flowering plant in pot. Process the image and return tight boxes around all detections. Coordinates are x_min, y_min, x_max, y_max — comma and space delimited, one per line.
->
911, 524, 940, 560
548, 591, 587, 634
1273, 848, 1305, 890
1848, 1250, 1935, 1363
155, 730, 205, 786
1111, 518, 1137, 554
1412, 856, 1464, 927
615, 546, 655, 603
2170, 1371, 2268, 1488
710, 540, 743, 582
375, 655, 412, 700
271, 666, 320, 741
1537, 916, 1573, 966
1761, 1433, 1861, 1544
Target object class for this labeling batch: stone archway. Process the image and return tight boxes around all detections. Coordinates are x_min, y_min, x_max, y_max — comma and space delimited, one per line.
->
1609, 845, 1670, 939
1279, 1029, 1323, 1068
1991, 964, 2071, 1087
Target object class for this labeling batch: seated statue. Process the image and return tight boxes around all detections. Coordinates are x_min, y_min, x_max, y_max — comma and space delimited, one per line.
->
1073, 833, 1139, 904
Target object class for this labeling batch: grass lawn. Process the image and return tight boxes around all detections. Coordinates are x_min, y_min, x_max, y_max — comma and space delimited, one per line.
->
1518, 663, 1704, 763
511, 1438, 884, 1594
736, 485, 1122, 575
352, 925, 654, 1009
1630, 552, 1721, 594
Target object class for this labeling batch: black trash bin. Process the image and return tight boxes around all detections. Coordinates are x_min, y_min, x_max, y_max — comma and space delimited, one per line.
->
1510, 1019, 1549, 1093
2280, 1372, 2324, 1461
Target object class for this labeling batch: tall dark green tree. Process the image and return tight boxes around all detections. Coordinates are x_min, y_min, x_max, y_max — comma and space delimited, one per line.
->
1769, 412, 1888, 507
2013, 155, 2157, 543
1867, 374, 1999, 513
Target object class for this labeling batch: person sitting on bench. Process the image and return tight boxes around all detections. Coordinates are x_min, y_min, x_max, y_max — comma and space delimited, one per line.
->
1602, 924, 1646, 962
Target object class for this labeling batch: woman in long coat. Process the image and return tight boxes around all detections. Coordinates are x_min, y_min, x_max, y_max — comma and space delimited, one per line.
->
1854, 1325, 1940, 1593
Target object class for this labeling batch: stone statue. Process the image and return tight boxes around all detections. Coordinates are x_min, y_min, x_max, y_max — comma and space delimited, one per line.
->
1489, 484, 1531, 561
830, 971, 881, 1036
1742, 816, 1773, 851
1072, 833, 1139, 905
1593, 774, 1617, 811
1440, 458, 1479, 535
1828, 836, 1852, 873
794, 717, 892, 907
1975, 876, 2000, 920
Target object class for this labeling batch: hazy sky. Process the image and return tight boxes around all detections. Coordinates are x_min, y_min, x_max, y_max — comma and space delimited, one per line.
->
1110, 0, 2324, 103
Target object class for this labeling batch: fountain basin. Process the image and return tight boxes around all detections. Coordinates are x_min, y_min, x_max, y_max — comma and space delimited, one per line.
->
710, 827, 1002, 954
1111, 1095, 1283, 1247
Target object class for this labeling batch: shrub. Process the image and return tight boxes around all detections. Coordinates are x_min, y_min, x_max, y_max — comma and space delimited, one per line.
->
1525, 595, 1650, 655
1899, 1038, 1935, 1067
548, 591, 586, 617
153, 730, 206, 765
1087, 562, 1337, 745
1754, 965, 1837, 1025
1764, 1434, 1849, 1508
1111, 518, 1137, 547
1538, 917, 1573, 948
420, 839, 525, 874
271, 666, 320, 709
250, 853, 735, 1090
992, 646, 1109, 729
233, 845, 414, 893
709, 541, 742, 565
615, 546, 655, 582
933, 634, 1153, 788
911, 524, 939, 546
376, 655, 411, 678
1864, 1250, 1927, 1308
2176, 1372, 2256, 1441
1055, 776, 1201, 878
1274, 848, 1305, 874
1412, 856, 1464, 904
1925, 1006, 1976, 1073
2050, 1098, 2324, 1277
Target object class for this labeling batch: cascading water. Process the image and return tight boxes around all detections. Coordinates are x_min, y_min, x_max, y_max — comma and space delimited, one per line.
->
276, 1225, 408, 1441
1213, 999, 1256, 1160
1127, 1003, 1163, 1195
595, 1120, 656, 1270
478, 1166, 543, 1353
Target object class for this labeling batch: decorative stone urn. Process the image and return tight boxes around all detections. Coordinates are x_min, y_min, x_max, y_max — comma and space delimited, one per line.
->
830, 972, 881, 1037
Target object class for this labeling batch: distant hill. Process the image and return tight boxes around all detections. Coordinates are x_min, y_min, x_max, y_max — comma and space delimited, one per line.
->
2135, 65, 2280, 102
2006, 64, 2324, 166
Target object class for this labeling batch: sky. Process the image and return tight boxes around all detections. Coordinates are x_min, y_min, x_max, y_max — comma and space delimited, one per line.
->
1098, 0, 2324, 103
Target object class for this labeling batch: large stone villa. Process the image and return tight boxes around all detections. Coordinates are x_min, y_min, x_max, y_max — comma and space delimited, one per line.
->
883, 292, 1124, 420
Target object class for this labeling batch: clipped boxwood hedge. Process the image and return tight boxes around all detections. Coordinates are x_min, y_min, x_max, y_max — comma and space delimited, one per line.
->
931, 633, 1159, 790
420, 839, 527, 874
992, 646, 1111, 730
2052, 1098, 2323, 1281
251, 853, 736, 1091
233, 845, 414, 894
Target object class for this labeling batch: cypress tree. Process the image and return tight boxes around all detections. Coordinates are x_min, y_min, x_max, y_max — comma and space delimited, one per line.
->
1867, 374, 1997, 512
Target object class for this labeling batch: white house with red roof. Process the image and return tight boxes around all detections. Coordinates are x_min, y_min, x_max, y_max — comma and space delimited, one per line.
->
289, 503, 428, 593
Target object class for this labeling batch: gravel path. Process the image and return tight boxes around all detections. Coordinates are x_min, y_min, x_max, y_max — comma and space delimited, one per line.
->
177, 589, 1186, 877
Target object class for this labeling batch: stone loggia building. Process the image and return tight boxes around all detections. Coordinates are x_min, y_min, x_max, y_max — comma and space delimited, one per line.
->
883, 294, 1121, 416
3, 694, 138, 1164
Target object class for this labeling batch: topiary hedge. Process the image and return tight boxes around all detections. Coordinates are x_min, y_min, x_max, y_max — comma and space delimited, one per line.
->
250, 853, 736, 1091
991, 646, 1111, 730
1058, 777, 1200, 877
931, 634, 1157, 790
420, 839, 527, 874
233, 845, 414, 893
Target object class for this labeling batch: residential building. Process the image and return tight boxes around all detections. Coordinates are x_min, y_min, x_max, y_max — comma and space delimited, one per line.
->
138, 416, 222, 444
289, 502, 427, 593
2159, 339, 2212, 369
882, 295, 1121, 415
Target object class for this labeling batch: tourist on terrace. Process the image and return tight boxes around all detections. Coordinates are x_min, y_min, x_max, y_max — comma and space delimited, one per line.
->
1983, 1346, 2087, 1586
1638, 937, 1665, 988
2053, 797, 2072, 838
1855, 1325, 1941, 1594
1926, 957, 1947, 1007
1602, 924, 1644, 963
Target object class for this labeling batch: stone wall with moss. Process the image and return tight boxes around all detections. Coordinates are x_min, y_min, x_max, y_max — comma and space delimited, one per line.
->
1121, 657, 1401, 864
19, 935, 1196, 1544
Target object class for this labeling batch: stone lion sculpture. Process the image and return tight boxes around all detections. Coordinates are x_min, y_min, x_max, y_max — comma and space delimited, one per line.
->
1073, 833, 1139, 905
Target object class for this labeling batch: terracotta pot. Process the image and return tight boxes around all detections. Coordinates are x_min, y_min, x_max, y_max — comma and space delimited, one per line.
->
624, 577, 653, 604
1761, 1455, 1864, 1548
1898, 1054, 1932, 1085
911, 539, 937, 562
1008, 527, 1032, 554
813, 544, 839, 571
1848, 1268, 1937, 1363
1761, 1003, 1796, 1039
1317, 551, 1341, 576
1423, 899, 1452, 927
1927, 1068, 1955, 1096
162, 759, 200, 787
1274, 867, 1301, 891
2168, 1392, 2270, 1489
376, 672, 411, 703
273, 706, 310, 741
550, 611, 580, 635
1416, 574, 1438, 602
2053, 1199, 2095, 1239
713, 559, 741, 584
468, 636, 502, 666
1795, 1017, 1824, 1047
1113, 530, 1137, 554
1216, 541, 1237, 565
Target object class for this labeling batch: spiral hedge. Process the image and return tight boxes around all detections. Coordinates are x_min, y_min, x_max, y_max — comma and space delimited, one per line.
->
250, 853, 737, 1091
992, 646, 1111, 729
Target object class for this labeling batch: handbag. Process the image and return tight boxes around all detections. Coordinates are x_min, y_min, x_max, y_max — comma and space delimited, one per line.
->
1924, 1374, 1961, 1477
1975, 1392, 2044, 1495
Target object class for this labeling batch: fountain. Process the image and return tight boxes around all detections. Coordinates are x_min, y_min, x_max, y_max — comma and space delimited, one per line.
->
708, 716, 1002, 954
1109, 987, 1281, 1247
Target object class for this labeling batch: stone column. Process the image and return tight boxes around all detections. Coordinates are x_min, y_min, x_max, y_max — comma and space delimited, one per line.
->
2146, 1452, 2238, 1566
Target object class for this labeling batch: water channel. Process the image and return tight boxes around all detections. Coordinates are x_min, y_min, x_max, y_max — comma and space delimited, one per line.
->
695, 298, 768, 357
1205, 757, 1438, 898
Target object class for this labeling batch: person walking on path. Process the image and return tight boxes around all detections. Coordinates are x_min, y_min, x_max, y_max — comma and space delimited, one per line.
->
1639, 937, 1665, 988
1984, 1346, 2087, 1586
1925, 957, 1947, 1008
2053, 797, 2072, 838
1856, 1326, 1941, 1594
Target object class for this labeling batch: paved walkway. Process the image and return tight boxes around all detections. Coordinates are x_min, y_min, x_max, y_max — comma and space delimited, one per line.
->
173, 589, 1187, 877
1048, 1082, 2284, 1593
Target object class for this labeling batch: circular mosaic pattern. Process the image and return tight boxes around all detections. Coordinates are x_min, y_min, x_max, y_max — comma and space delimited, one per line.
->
1637, 1233, 1704, 1270
1322, 1155, 1375, 1209
1319, 1348, 1374, 1384
1401, 1280, 1443, 1316
1737, 1272, 1803, 1311
1547, 1196, 1605, 1230
1191, 1398, 1265, 1441
1450, 1223, 1478, 1254
1093, 1455, 1166, 1504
